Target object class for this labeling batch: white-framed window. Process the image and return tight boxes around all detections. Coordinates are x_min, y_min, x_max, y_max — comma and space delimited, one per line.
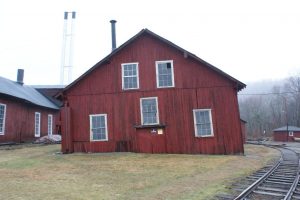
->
89, 114, 108, 141
156, 60, 175, 88
48, 114, 53, 136
122, 62, 139, 90
193, 109, 214, 137
140, 97, 159, 125
289, 131, 294, 136
0, 103, 6, 135
35, 112, 41, 137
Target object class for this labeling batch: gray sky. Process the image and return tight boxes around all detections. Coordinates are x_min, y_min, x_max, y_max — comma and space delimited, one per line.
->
0, 0, 300, 85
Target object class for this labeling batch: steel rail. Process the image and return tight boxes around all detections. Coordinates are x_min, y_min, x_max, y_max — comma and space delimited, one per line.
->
233, 154, 282, 200
283, 152, 300, 200
234, 146, 300, 200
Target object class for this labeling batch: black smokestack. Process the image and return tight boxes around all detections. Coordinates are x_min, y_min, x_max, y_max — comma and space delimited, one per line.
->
17, 69, 24, 85
64, 12, 68, 20
110, 20, 117, 51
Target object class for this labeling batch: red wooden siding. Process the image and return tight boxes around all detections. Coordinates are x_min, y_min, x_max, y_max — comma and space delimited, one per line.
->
273, 131, 300, 142
0, 96, 59, 143
62, 32, 244, 154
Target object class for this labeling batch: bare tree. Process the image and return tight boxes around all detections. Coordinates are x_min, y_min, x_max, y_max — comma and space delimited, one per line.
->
284, 75, 300, 126
239, 74, 300, 140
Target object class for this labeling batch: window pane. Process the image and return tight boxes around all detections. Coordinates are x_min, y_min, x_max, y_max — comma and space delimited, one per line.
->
48, 115, 52, 135
91, 115, 107, 140
194, 110, 212, 136
141, 98, 158, 125
123, 63, 138, 89
0, 105, 4, 133
35, 113, 40, 136
157, 62, 173, 87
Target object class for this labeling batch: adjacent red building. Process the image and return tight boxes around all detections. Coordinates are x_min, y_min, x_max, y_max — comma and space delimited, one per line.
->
60, 29, 246, 154
273, 126, 300, 142
0, 71, 60, 143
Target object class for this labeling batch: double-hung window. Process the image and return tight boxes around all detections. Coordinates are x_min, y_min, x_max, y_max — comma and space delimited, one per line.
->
122, 63, 139, 90
193, 109, 214, 137
35, 112, 41, 137
48, 114, 53, 136
0, 104, 6, 135
140, 97, 159, 125
156, 60, 174, 88
90, 114, 108, 141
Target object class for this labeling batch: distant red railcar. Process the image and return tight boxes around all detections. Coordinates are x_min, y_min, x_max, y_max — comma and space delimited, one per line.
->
273, 126, 300, 142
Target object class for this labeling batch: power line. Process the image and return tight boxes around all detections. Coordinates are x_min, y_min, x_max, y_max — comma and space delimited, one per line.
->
238, 91, 300, 96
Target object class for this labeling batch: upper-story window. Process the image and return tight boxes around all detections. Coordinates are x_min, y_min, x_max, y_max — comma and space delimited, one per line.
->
121, 63, 139, 90
0, 103, 6, 135
156, 60, 175, 88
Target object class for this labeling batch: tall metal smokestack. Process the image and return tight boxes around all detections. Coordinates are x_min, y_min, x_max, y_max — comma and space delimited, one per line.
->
60, 11, 76, 85
110, 20, 117, 51
17, 69, 24, 85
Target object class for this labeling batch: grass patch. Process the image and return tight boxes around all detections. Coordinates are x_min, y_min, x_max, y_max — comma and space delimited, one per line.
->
0, 144, 279, 200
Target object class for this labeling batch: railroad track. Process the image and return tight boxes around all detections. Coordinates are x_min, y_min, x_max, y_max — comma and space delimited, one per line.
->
234, 146, 300, 200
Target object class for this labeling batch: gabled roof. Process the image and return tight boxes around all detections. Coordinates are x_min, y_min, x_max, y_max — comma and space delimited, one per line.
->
0, 76, 59, 110
64, 28, 246, 92
273, 126, 300, 132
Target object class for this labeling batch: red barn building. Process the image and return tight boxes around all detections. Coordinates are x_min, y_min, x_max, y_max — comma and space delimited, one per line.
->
60, 28, 246, 154
0, 70, 60, 143
273, 126, 300, 142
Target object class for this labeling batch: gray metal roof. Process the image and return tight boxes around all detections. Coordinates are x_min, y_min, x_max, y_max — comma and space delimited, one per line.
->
0, 76, 59, 110
273, 126, 300, 132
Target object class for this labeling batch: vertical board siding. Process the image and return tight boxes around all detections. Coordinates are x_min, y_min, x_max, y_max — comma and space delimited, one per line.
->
63, 33, 244, 154
0, 97, 59, 143
66, 87, 243, 154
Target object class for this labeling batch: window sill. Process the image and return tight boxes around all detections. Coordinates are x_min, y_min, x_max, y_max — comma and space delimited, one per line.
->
134, 124, 166, 129
91, 139, 108, 142
157, 86, 175, 89
195, 135, 214, 138
122, 88, 139, 91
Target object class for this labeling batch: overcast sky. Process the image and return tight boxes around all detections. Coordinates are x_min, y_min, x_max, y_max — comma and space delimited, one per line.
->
0, 0, 299, 85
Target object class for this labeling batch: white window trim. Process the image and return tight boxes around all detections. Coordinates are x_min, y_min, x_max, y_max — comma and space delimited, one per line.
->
89, 114, 108, 142
0, 103, 6, 135
48, 114, 53, 136
155, 60, 175, 88
35, 112, 41, 137
140, 97, 159, 125
121, 62, 139, 90
193, 109, 214, 137
289, 131, 294, 136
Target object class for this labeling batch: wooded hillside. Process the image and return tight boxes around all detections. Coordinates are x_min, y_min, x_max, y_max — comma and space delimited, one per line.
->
239, 75, 300, 139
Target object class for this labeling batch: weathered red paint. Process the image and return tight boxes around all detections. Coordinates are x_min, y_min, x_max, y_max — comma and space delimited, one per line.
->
273, 131, 300, 142
0, 96, 59, 143
61, 30, 245, 154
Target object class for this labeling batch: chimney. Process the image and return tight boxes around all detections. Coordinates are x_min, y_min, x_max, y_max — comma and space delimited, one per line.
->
17, 69, 24, 85
110, 20, 117, 51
